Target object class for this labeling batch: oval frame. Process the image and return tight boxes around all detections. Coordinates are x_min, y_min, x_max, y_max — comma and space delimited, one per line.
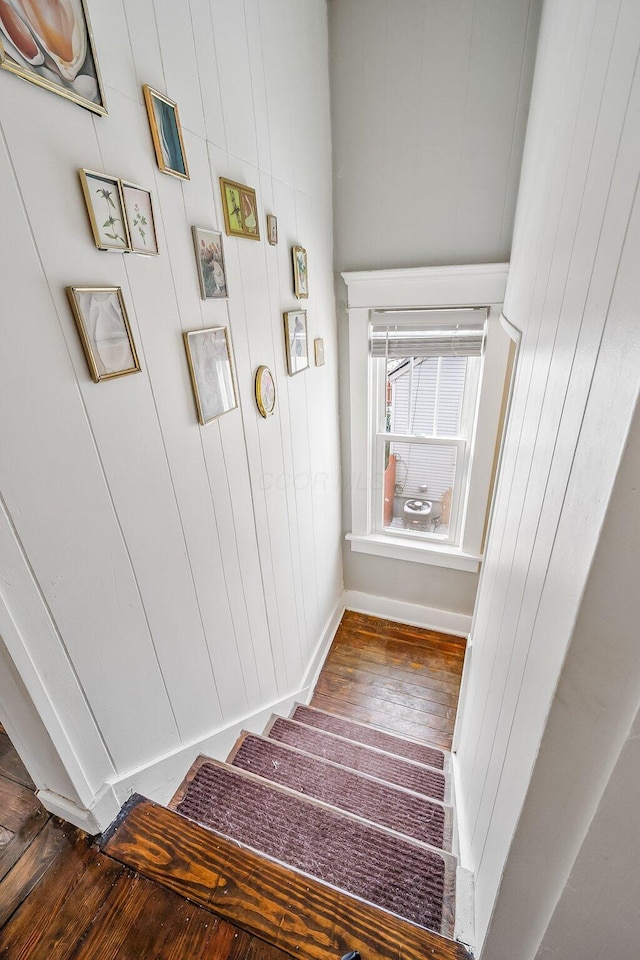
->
255, 365, 276, 418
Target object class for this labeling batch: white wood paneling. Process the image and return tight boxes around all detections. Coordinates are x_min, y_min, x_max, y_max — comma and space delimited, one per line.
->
0, 0, 341, 820
454, 0, 640, 954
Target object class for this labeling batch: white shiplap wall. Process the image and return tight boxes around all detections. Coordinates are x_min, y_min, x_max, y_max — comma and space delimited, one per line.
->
454, 0, 640, 955
0, 0, 341, 817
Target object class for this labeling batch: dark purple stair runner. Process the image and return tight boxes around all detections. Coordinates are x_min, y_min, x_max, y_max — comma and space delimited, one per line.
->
268, 717, 446, 802
177, 762, 450, 933
292, 704, 445, 769
230, 734, 448, 849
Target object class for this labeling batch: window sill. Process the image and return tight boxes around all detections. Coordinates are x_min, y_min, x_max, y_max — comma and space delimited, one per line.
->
345, 532, 482, 572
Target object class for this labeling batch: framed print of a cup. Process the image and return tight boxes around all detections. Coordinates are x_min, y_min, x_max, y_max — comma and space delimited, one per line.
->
66, 286, 141, 382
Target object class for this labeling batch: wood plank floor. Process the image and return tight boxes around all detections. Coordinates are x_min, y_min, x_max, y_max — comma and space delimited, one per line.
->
310, 611, 466, 749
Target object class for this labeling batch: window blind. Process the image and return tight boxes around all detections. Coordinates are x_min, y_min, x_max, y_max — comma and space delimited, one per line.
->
370, 322, 485, 358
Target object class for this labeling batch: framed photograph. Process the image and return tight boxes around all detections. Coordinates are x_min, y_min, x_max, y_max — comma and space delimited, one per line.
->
121, 181, 159, 256
192, 227, 228, 299
267, 214, 278, 245
292, 245, 308, 299
255, 365, 276, 418
143, 84, 189, 180
219, 177, 260, 240
66, 286, 141, 383
184, 326, 238, 424
79, 170, 130, 252
314, 337, 325, 366
283, 310, 309, 376
0, 0, 106, 115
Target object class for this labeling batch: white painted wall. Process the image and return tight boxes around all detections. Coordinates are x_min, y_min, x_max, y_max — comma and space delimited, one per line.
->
454, 0, 640, 954
330, 0, 541, 615
0, 0, 342, 829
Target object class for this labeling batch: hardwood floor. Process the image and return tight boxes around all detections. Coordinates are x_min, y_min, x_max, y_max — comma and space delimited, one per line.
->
0, 614, 469, 959
311, 611, 466, 749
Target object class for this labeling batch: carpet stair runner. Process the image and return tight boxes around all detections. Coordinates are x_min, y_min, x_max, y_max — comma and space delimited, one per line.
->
170, 701, 460, 942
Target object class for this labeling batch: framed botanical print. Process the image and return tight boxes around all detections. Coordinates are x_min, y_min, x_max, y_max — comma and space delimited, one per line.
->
267, 214, 278, 245
79, 170, 130, 252
292, 245, 308, 299
0, 0, 107, 115
255, 365, 276, 418
143, 84, 189, 180
121, 180, 159, 255
314, 337, 325, 366
66, 286, 141, 382
184, 326, 238, 424
283, 310, 309, 376
219, 177, 260, 240
192, 227, 228, 299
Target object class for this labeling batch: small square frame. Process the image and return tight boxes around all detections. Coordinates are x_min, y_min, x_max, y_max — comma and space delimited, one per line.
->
184, 326, 238, 424
219, 178, 260, 240
143, 84, 190, 180
292, 245, 309, 299
283, 310, 309, 376
66, 286, 141, 382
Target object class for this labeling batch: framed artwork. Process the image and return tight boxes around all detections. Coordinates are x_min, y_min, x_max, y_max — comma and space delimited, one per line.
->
283, 310, 309, 376
267, 214, 278, 245
192, 227, 228, 299
121, 181, 159, 255
314, 337, 325, 366
292, 245, 308, 299
255, 365, 276, 418
0, 0, 106, 115
79, 170, 130, 252
143, 84, 189, 180
219, 177, 260, 240
66, 286, 141, 383
184, 326, 238, 424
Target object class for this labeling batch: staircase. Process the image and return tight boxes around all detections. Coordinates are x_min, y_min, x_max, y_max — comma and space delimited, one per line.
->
161, 701, 466, 954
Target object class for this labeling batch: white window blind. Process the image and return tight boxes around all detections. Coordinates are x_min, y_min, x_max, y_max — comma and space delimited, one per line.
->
371, 323, 485, 358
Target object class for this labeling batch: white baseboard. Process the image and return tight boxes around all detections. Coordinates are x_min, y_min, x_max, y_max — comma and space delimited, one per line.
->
344, 590, 472, 637
109, 596, 344, 810
37, 782, 120, 834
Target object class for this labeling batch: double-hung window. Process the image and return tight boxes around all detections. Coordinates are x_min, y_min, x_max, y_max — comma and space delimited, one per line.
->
344, 265, 514, 572
370, 313, 485, 546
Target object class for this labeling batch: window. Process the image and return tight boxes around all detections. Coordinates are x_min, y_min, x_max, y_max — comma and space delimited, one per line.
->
343, 265, 513, 572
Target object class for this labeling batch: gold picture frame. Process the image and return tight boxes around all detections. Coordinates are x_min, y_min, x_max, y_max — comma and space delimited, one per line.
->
292, 245, 308, 299
283, 310, 309, 376
255, 365, 276, 418
121, 180, 160, 256
219, 177, 260, 240
267, 214, 278, 245
184, 326, 238, 425
79, 169, 131, 252
314, 337, 325, 366
143, 84, 190, 180
66, 286, 141, 383
0, 0, 107, 115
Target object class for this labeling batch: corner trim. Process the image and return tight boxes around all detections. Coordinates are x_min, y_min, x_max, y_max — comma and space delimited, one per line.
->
344, 590, 471, 637
37, 781, 121, 834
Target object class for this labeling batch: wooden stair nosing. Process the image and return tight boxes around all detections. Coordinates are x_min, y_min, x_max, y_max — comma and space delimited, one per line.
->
169, 753, 458, 873
226, 730, 454, 852
291, 701, 452, 763
264, 713, 453, 780
102, 797, 470, 960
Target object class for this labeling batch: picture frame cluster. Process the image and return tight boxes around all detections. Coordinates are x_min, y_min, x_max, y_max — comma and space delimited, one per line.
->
0, 5, 326, 427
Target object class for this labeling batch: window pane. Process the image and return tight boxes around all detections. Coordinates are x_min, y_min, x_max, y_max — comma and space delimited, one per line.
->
383, 441, 457, 538
385, 356, 467, 436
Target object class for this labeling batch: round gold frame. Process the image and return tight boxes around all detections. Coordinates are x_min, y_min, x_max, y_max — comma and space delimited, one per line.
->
255, 365, 276, 418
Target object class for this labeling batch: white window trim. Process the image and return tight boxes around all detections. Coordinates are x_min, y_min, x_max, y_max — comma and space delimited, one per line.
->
343, 263, 511, 572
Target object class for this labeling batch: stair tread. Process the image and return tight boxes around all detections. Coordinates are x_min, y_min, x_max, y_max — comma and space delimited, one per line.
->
266, 716, 449, 802
292, 703, 447, 768
229, 732, 452, 850
175, 758, 456, 935
103, 798, 470, 960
